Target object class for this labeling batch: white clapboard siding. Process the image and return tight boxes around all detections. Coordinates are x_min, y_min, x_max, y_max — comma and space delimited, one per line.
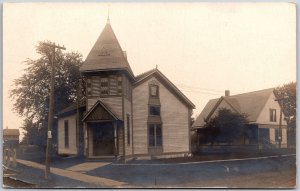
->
58, 114, 78, 155
132, 81, 149, 155
159, 78, 189, 153
124, 98, 133, 155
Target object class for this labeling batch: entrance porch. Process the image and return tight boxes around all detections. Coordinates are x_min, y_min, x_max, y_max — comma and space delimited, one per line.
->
82, 100, 124, 159
85, 121, 123, 158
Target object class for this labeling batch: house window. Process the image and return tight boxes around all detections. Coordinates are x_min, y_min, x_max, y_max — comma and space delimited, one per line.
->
149, 106, 160, 116
127, 114, 130, 145
270, 109, 277, 122
150, 85, 159, 97
148, 124, 162, 147
64, 120, 69, 148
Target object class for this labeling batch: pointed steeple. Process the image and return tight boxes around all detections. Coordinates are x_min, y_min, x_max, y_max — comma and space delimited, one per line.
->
80, 18, 134, 78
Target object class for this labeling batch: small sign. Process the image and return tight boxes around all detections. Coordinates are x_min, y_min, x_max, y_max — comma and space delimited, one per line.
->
48, 131, 52, 138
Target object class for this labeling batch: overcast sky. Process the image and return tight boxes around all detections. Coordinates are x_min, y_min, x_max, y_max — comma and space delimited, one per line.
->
3, 3, 296, 137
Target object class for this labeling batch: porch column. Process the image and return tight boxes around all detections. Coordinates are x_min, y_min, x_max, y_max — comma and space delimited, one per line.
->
113, 122, 118, 158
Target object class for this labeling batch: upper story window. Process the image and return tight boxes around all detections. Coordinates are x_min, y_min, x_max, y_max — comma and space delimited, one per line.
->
150, 84, 159, 97
270, 109, 277, 122
86, 74, 123, 97
149, 105, 160, 116
117, 76, 122, 95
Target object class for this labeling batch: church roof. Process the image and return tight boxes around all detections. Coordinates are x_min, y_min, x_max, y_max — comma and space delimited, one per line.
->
134, 68, 195, 109
80, 20, 134, 79
82, 99, 121, 122
193, 88, 275, 128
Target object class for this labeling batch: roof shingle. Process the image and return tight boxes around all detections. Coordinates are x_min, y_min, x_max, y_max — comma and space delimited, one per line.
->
80, 21, 134, 78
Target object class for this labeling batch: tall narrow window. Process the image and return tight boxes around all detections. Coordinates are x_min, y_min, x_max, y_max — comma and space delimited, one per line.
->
127, 114, 130, 145
155, 124, 162, 146
87, 78, 92, 96
109, 75, 118, 95
148, 124, 162, 148
117, 76, 122, 95
150, 85, 159, 97
64, 120, 69, 148
148, 124, 155, 147
100, 77, 109, 95
91, 76, 100, 96
270, 109, 276, 122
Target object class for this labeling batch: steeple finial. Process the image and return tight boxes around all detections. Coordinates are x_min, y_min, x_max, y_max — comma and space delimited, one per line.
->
107, 5, 110, 24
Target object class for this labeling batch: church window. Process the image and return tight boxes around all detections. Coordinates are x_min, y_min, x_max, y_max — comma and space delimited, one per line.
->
100, 77, 109, 95
150, 84, 159, 97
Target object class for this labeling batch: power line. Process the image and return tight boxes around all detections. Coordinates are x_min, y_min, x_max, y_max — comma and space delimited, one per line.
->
179, 89, 223, 96
175, 83, 224, 93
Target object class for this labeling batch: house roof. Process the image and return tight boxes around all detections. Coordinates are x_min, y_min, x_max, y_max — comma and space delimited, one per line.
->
82, 99, 121, 122
134, 68, 195, 109
193, 88, 274, 128
80, 20, 134, 79
3, 129, 20, 136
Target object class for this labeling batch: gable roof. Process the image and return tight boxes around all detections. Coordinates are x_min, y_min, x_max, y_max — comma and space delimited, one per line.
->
134, 68, 195, 109
3, 129, 20, 136
193, 88, 274, 128
82, 99, 121, 122
80, 20, 134, 79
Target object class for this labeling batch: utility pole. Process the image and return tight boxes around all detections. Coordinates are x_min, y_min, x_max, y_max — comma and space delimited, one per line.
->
43, 42, 66, 179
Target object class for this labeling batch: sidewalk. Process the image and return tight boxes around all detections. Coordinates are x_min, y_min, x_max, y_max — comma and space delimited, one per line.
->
16, 159, 129, 188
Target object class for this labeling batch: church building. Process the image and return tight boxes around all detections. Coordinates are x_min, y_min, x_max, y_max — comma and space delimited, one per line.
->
56, 17, 195, 160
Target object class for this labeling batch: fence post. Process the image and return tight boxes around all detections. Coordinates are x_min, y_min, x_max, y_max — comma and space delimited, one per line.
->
13, 148, 17, 167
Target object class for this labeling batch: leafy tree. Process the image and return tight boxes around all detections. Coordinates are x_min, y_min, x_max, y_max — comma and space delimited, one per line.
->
10, 41, 84, 148
274, 82, 296, 119
201, 108, 248, 145
274, 82, 296, 146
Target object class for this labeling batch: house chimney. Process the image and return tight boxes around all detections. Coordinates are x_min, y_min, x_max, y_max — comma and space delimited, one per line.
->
225, 90, 230, 97
123, 51, 127, 60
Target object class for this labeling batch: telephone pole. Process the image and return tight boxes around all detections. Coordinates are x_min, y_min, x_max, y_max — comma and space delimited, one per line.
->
43, 42, 66, 179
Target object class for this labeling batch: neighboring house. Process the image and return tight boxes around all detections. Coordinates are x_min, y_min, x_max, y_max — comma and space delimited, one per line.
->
193, 88, 288, 148
3, 128, 20, 148
57, 18, 195, 160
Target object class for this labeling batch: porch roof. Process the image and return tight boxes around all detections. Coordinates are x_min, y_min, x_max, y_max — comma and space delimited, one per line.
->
82, 99, 121, 122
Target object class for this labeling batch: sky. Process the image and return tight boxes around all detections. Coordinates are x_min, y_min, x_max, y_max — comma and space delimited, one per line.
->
3, 3, 296, 139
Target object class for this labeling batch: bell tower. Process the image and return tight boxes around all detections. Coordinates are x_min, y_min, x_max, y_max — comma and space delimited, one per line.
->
80, 18, 134, 159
